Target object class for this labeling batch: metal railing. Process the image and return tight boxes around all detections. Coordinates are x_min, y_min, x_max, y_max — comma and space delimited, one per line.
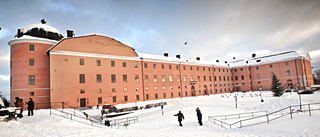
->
208, 103, 320, 129
108, 116, 139, 129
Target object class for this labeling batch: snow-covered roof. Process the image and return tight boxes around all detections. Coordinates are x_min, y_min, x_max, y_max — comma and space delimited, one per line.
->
229, 51, 304, 67
137, 51, 305, 68
137, 53, 230, 67
16, 24, 64, 41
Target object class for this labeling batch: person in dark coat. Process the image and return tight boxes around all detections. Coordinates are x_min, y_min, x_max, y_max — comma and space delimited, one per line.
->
17, 99, 24, 118
196, 107, 203, 126
26, 98, 34, 116
14, 97, 19, 107
3, 99, 9, 107
174, 111, 185, 126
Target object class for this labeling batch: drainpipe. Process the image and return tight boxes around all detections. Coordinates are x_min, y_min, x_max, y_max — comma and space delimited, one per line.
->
213, 65, 215, 93
179, 63, 183, 98
140, 58, 145, 101
294, 58, 300, 90
249, 65, 253, 91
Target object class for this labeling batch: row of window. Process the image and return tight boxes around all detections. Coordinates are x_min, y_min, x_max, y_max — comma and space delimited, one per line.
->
234, 71, 291, 81
234, 62, 290, 72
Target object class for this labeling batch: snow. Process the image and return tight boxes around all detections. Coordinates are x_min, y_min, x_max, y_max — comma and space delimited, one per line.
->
1, 91, 320, 137
21, 24, 63, 36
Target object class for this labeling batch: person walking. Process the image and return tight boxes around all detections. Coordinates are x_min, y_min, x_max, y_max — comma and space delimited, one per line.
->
3, 99, 9, 107
174, 111, 185, 126
17, 99, 24, 118
26, 98, 34, 116
196, 107, 203, 126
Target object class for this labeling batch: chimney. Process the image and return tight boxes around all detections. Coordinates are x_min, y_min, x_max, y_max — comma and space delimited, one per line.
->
196, 57, 200, 60
246, 61, 248, 64
233, 57, 235, 60
164, 53, 168, 57
225, 61, 227, 64
252, 53, 256, 58
17, 29, 22, 38
216, 60, 219, 63
176, 55, 181, 59
67, 30, 74, 37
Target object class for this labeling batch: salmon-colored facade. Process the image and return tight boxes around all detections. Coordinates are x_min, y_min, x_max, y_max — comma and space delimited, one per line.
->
9, 23, 314, 109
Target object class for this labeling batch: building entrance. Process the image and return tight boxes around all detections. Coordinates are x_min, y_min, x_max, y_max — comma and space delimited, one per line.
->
80, 98, 86, 107
191, 86, 196, 96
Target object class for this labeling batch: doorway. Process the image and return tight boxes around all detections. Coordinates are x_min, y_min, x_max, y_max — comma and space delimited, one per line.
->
80, 98, 86, 107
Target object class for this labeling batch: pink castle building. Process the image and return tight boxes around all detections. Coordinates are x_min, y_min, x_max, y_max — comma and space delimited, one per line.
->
9, 21, 314, 109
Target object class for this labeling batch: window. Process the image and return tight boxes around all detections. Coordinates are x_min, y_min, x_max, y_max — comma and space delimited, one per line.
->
171, 92, 174, 97
209, 76, 212, 81
235, 76, 238, 80
209, 68, 211, 71
214, 76, 216, 81
190, 66, 193, 71
146, 94, 149, 100
80, 59, 84, 65
144, 63, 148, 68
134, 62, 138, 68
111, 61, 115, 67
169, 65, 172, 69
219, 76, 221, 81
257, 74, 260, 79
136, 95, 140, 100
197, 67, 199, 71
113, 96, 117, 102
176, 65, 179, 70
204, 76, 206, 81
30, 92, 34, 96
123, 75, 127, 83
97, 89, 102, 93
270, 64, 273, 68
124, 96, 128, 101
169, 75, 173, 82
235, 69, 237, 72
178, 92, 181, 96
197, 76, 200, 81
136, 88, 139, 91
185, 91, 188, 96
79, 74, 85, 83
256, 66, 259, 70
124, 88, 128, 92
135, 75, 139, 82
123, 62, 126, 67
223, 76, 225, 81
191, 76, 194, 81
163, 86, 166, 90
146, 87, 149, 91
241, 75, 244, 80
241, 68, 243, 71
183, 66, 185, 70
111, 74, 116, 83
97, 74, 102, 83
170, 86, 173, 89
112, 88, 116, 92
270, 72, 274, 76
163, 93, 166, 98
203, 67, 205, 71
184, 76, 187, 82
155, 93, 158, 99
161, 64, 164, 69
155, 87, 158, 90
97, 60, 101, 66
286, 70, 291, 76
29, 59, 34, 66
154, 75, 158, 82
29, 44, 34, 51
98, 97, 102, 104
145, 75, 149, 82
80, 89, 85, 94
285, 62, 289, 66
153, 64, 156, 69
162, 75, 165, 82
177, 75, 180, 82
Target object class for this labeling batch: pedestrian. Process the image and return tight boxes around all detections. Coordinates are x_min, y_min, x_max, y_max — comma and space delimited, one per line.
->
17, 99, 24, 118
14, 97, 19, 107
26, 98, 34, 116
3, 99, 9, 108
196, 107, 203, 126
97, 104, 99, 109
174, 111, 185, 126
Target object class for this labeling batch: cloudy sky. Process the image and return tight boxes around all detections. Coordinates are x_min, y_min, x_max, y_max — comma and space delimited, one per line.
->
0, 0, 320, 100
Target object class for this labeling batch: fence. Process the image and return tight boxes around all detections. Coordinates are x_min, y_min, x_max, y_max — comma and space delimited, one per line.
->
107, 116, 139, 129
208, 103, 320, 129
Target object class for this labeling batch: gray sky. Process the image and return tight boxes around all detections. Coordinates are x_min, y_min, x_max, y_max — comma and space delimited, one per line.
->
1, 0, 320, 100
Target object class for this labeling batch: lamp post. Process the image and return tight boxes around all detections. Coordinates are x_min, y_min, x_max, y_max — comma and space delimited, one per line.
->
234, 94, 238, 109
299, 93, 302, 110
259, 88, 264, 102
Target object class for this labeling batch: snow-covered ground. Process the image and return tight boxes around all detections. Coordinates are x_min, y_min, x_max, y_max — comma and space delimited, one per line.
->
1, 91, 320, 137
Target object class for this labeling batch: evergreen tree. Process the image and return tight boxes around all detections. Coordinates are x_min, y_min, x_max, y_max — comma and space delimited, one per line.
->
271, 74, 284, 97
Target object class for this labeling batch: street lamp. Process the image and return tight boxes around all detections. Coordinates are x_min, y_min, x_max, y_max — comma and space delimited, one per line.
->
259, 88, 264, 102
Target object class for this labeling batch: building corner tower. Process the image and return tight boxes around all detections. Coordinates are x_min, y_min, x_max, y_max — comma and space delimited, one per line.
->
8, 20, 63, 109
